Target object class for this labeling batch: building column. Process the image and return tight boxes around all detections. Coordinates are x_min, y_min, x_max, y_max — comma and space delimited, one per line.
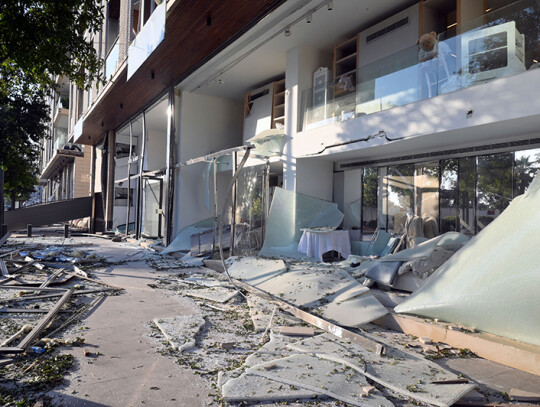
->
105, 130, 115, 230
163, 87, 178, 246
283, 45, 331, 192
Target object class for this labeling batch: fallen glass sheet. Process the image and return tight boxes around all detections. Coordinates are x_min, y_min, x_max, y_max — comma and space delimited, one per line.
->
396, 175, 540, 347
289, 333, 476, 407
228, 258, 387, 328
359, 232, 469, 290
162, 217, 215, 254
259, 188, 344, 259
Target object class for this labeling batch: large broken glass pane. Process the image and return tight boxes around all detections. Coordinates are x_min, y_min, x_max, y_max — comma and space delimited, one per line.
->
395, 174, 540, 347
259, 188, 344, 259
235, 162, 265, 256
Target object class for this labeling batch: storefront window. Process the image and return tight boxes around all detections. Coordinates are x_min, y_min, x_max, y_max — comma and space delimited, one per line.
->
440, 159, 459, 233
458, 157, 476, 236
415, 162, 439, 221
386, 164, 414, 234
361, 167, 378, 237
514, 148, 540, 196
476, 153, 513, 231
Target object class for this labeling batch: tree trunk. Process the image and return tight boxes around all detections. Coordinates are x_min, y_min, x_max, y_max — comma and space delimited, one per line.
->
10, 192, 16, 211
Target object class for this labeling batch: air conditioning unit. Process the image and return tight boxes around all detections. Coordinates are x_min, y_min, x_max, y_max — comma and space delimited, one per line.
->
461, 21, 526, 84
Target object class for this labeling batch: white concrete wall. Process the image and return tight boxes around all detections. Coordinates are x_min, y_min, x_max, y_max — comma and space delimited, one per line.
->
172, 92, 243, 235
342, 168, 362, 229
295, 158, 333, 201
292, 69, 540, 160
283, 45, 332, 191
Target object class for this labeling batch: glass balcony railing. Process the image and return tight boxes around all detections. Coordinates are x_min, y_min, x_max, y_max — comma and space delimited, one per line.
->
301, 0, 540, 131
105, 37, 120, 79
53, 128, 68, 151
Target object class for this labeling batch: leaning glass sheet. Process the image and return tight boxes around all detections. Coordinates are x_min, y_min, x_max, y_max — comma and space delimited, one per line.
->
259, 187, 344, 259
395, 174, 540, 347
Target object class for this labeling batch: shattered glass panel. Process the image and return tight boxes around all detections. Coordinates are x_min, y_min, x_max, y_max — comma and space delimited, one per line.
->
395, 174, 540, 347
234, 162, 265, 256
259, 188, 344, 258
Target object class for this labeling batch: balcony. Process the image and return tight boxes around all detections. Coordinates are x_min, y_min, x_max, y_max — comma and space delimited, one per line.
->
301, 0, 540, 132
53, 96, 69, 126
105, 37, 120, 79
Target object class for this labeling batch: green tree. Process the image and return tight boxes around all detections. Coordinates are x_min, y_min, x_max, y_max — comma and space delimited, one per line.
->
0, 0, 104, 223
0, 0, 104, 90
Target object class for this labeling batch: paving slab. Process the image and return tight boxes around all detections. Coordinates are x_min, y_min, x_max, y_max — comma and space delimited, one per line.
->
153, 315, 206, 352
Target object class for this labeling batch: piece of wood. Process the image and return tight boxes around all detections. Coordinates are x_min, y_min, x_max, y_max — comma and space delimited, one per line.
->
39, 269, 65, 288
278, 326, 314, 337
1, 324, 32, 346
0, 259, 9, 277
0, 249, 19, 258
0, 232, 11, 247
0, 347, 24, 355
509, 388, 540, 402
374, 312, 540, 376
0, 286, 68, 292
208, 267, 383, 354
0, 308, 69, 314
18, 288, 75, 349
0, 287, 115, 303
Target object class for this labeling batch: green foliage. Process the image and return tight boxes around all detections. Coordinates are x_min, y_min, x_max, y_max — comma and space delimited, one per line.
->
0, 0, 104, 206
0, 0, 105, 89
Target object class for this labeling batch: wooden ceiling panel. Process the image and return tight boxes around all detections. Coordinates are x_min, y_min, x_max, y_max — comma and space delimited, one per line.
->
81, 0, 285, 145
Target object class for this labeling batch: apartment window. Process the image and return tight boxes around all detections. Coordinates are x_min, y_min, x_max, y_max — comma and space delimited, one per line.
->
132, 0, 161, 38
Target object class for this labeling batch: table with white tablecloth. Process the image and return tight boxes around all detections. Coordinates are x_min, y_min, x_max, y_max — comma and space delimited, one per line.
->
297, 229, 351, 262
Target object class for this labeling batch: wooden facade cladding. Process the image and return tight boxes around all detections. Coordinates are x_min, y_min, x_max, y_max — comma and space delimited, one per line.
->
80, 0, 286, 145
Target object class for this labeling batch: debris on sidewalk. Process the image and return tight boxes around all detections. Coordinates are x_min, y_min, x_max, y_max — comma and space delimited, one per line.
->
0, 235, 124, 405
153, 315, 206, 352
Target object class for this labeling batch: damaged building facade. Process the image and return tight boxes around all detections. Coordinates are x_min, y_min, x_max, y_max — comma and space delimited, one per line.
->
63, 0, 540, 252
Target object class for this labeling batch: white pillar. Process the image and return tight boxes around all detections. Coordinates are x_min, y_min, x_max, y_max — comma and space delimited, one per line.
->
283, 45, 332, 192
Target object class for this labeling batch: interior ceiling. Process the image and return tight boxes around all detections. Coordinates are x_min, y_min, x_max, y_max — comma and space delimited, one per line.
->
192, 0, 417, 101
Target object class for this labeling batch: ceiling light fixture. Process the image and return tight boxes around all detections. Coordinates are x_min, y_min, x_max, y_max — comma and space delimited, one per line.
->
284, 27, 291, 37
306, 14, 312, 23
327, 1, 333, 10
